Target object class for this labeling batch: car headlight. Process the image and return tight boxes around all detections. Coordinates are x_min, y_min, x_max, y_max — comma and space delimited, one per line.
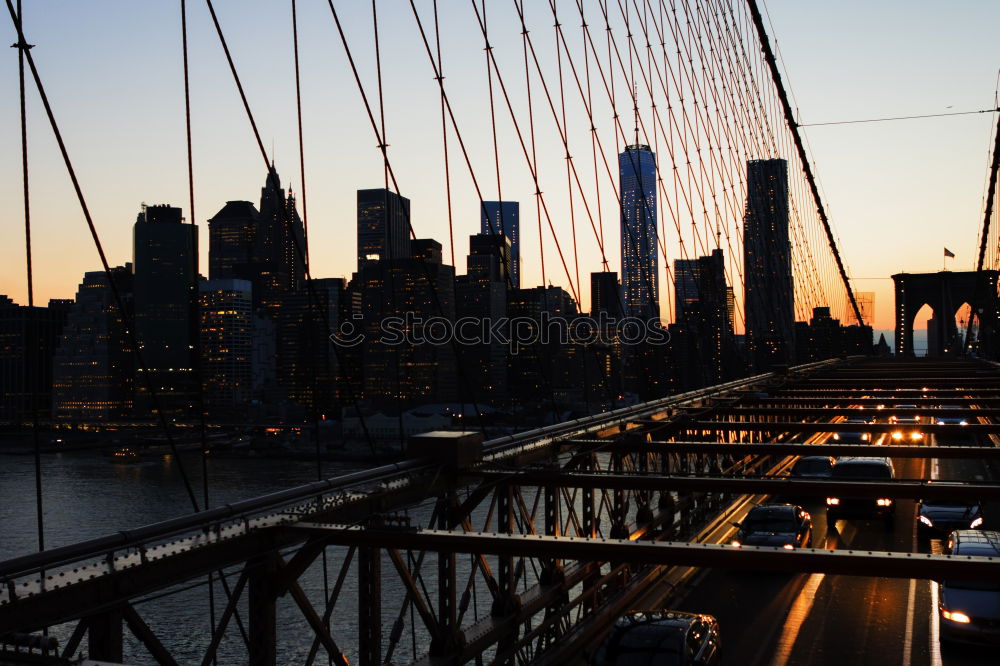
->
960, 420, 968, 426
833, 433, 840, 440
942, 609, 971, 624
862, 434, 869, 441
892, 432, 903, 440
826, 498, 840, 505
731, 540, 742, 548
919, 515, 933, 527
783, 544, 795, 550
970, 517, 984, 529
911, 432, 923, 440
876, 498, 893, 506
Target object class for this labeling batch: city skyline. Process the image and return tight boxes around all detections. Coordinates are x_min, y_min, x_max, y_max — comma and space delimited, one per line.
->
3, 2, 997, 332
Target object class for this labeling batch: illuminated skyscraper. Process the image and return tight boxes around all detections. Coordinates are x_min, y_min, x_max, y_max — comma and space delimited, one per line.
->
744, 158, 794, 370
199, 279, 253, 414
619, 144, 658, 319
480, 201, 520, 287
357, 188, 410, 270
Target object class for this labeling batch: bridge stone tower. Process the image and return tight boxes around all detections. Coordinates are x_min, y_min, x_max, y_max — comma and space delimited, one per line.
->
892, 270, 999, 357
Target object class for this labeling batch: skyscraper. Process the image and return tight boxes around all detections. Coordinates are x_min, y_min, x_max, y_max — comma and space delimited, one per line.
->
0, 295, 71, 421
277, 278, 346, 414
256, 167, 306, 314
357, 238, 456, 406
480, 201, 520, 288
52, 266, 135, 420
619, 144, 658, 319
208, 200, 259, 281
744, 158, 794, 370
357, 188, 411, 271
456, 234, 511, 405
199, 279, 253, 414
590, 271, 622, 318
673, 258, 701, 322
133, 204, 196, 414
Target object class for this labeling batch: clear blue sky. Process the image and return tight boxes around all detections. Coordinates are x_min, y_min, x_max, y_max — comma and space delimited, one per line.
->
2, 1, 998, 331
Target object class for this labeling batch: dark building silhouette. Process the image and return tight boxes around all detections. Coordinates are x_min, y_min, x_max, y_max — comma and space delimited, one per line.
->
255, 167, 306, 315
0, 296, 71, 422
590, 271, 622, 319
666, 250, 735, 389
744, 159, 794, 370
507, 286, 580, 410
52, 266, 135, 420
794, 306, 875, 362
673, 258, 701, 322
199, 279, 253, 415
133, 204, 196, 415
456, 234, 511, 406
357, 188, 410, 271
277, 277, 347, 416
480, 201, 520, 287
208, 200, 259, 281
620, 143, 659, 319
357, 238, 456, 407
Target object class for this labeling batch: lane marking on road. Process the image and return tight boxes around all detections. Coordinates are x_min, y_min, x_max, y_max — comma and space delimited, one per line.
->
929, 580, 942, 666
928, 454, 942, 666
769, 530, 843, 666
902, 576, 916, 665
770, 571, 825, 666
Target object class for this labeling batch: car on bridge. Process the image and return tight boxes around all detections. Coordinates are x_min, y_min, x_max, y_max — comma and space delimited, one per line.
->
890, 404, 923, 441
825, 457, 896, 528
731, 503, 812, 550
935, 405, 969, 426
831, 419, 872, 444
591, 610, 721, 665
938, 530, 1000, 645
916, 491, 983, 546
790, 456, 835, 479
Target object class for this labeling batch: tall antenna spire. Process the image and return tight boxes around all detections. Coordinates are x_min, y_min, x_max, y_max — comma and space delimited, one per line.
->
632, 84, 639, 146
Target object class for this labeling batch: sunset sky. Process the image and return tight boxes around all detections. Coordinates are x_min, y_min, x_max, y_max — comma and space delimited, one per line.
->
1, 1, 998, 334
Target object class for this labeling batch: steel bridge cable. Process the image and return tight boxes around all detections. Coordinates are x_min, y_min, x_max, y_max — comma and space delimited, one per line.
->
287, 3, 334, 662
177, 0, 221, 652
746, 0, 861, 325
11, 0, 44, 560
322, 0, 494, 438
4, 0, 202, 513
405, 0, 597, 416
201, 0, 379, 455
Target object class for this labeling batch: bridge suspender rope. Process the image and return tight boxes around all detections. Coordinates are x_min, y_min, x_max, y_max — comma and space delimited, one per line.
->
4, 0, 203, 514
12, 0, 45, 559
965, 93, 1000, 350
745, 0, 865, 327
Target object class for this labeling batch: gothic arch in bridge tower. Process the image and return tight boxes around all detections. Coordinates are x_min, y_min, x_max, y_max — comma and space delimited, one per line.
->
892, 271, 1000, 357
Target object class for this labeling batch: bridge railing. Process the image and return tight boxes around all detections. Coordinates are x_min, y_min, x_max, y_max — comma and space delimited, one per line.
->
0, 358, 845, 605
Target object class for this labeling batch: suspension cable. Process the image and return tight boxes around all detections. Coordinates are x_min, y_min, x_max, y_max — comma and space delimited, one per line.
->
4, 0, 202, 513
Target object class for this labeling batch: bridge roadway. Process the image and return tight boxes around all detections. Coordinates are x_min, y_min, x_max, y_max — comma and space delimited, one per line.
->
673, 432, 997, 666
1, 358, 999, 665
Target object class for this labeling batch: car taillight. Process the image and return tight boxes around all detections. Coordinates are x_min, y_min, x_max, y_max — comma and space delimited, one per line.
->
942, 609, 971, 624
